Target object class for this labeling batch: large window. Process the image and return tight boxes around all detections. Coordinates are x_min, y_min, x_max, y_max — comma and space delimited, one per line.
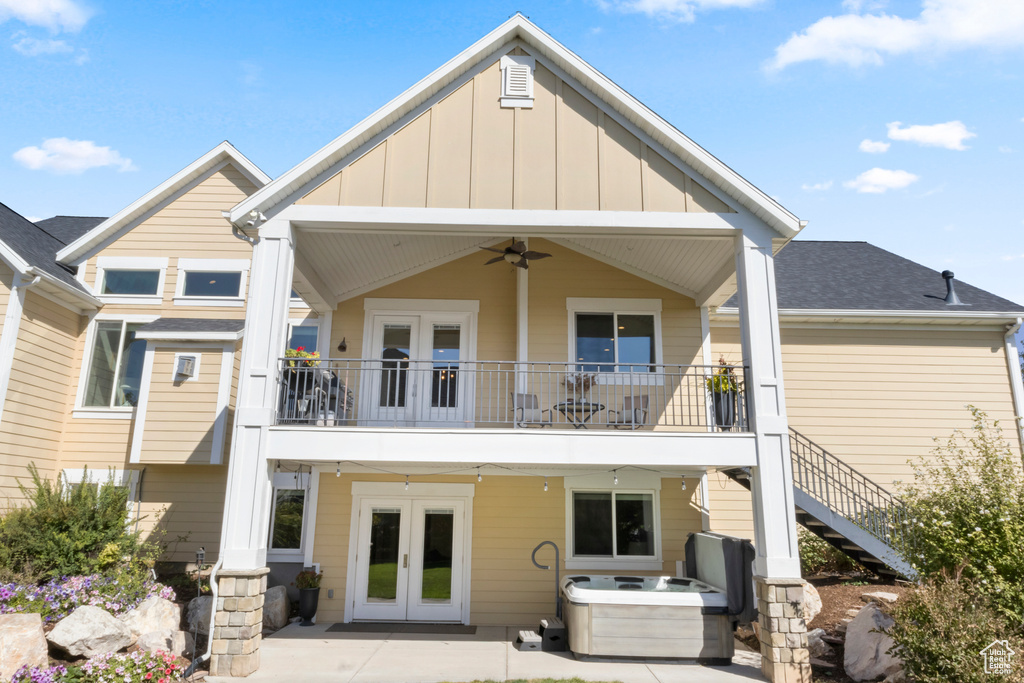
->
94, 257, 166, 304
82, 320, 147, 408
181, 271, 242, 298
568, 298, 661, 373
101, 270, 160, 296
571, 490, 657, 559
287, 322, 319, 353
268, 471, 312, 560
175, 259, 249, 305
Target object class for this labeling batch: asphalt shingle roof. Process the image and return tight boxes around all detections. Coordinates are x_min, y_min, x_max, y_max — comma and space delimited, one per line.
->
138, 318, 246, 333
35, 216, 106, 246
724, 241, 1024, 313
0, 202, 85, 291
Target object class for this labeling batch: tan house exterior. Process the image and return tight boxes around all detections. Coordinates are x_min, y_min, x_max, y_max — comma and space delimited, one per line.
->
1, 14, 1022, 682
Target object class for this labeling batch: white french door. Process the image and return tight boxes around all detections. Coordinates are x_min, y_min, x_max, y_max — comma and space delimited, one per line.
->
352, 498, 466, 622
362, 313, 471, 427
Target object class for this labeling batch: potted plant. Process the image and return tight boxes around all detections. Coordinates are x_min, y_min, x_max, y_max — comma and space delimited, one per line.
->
285, 346, 320, 368
706, 357, 740, 431
294, 569, 323, 626
563, 371, 598, 403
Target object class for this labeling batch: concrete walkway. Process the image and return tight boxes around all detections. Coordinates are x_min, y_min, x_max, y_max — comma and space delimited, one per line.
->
206, 624, 766, 683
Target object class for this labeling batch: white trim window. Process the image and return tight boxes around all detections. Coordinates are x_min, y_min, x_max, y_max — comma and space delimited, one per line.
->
94, 257, 168, 305
81, 319, 149, 409
174, 258, 250, 307
287, 319, 320, 354
62, 468, 140, 505
565, 472, 662, 570
268, 471, 312, 562
567, 298, 662, 372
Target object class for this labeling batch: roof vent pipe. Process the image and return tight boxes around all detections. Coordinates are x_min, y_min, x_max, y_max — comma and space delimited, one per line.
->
942, 270, 963, 305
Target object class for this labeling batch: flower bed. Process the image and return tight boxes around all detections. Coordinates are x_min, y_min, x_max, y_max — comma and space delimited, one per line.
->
0, 574, 175, 623
12, 650, 185, 682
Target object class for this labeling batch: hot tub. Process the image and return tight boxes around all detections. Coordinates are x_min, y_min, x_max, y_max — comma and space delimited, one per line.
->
560, 532, 756, 663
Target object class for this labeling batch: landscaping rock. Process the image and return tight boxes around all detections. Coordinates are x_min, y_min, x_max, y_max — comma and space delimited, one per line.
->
185, 595, 212, 636
861, 590, 900, 605
810, 657, 836, 669
121, 596, 182, 638
807, 628, 834, 658
0, 614, 49, 681
802, 582, 822, 621
844, 602, 902, 682
47, 605, 132, 658
846, 607, 863, 618
136, 629, 194, 657
263, 585, 289, 631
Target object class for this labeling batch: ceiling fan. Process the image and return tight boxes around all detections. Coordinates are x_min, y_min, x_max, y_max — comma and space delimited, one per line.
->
480, 239, 551, 270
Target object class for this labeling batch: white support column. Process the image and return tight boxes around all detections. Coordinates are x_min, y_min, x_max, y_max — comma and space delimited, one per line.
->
734, 232, 800, 579
516, 238, 529, 393
0, 275, 33, 425
220, 219, 296, 570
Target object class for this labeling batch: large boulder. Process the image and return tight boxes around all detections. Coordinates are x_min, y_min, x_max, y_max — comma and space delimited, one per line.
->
802, 581, 823, 621
136, 629, 194, 657
47, 605, 132, 658
121, 597, 181, 638
185, 595, 212, 636
0, 614, 49, 681
263, 585, 290, 631
844, 602, 903, 682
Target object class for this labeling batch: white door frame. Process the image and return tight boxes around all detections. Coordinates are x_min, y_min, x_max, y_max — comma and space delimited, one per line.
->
344, 481, 475, 624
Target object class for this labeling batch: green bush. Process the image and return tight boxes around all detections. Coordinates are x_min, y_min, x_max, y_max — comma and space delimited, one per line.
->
898, 407, 1024, 622
0, 465, 158, 582
888, 572, 1023, 683
797, 527, 861, 575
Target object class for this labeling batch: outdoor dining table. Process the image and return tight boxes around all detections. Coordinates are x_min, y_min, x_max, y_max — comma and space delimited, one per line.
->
553, 400, 605, 429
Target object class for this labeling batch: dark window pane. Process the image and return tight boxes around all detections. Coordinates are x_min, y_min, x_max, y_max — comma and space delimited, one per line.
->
288, 326, 319, 353
84, 322, 122, 407
379, 325, 410, 408
618, 315, 655, 371
116, 324, 146, 407
368, 509, 402, 601
573, 492, 613, 556
182, 271, 242, 297
431, 325, 460, 408
102, 270, 160, 296
615, 493, 655, 556
576, 314, 615, 372
421, 509, 454, 602
271, 489, 305, 549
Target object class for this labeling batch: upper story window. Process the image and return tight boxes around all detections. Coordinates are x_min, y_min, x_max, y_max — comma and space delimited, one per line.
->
82, 320, 148, 408
175, 258, 249, 307
567, 298, 662, 373
94, 257, 167, 305
287, 322, 319, 353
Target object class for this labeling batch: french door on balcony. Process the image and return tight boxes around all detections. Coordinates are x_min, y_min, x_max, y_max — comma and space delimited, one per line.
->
362, 312, 472, 427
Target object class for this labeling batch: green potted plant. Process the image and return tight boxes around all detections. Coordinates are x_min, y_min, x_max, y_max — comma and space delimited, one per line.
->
294, 569, 323, 626
706, 358, 740, 431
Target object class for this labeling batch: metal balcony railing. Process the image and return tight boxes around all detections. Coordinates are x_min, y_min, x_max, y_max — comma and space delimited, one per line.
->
275, 359, 750, 432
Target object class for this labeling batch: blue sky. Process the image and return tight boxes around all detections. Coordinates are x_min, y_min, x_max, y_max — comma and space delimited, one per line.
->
1, 0, 1022, 319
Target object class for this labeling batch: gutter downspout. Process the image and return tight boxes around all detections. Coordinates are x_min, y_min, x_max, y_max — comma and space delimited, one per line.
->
184, 557, 221, 678
1005, 318, 1024, 465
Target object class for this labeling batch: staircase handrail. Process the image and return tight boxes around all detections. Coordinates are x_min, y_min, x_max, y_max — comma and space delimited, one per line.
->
788, 428, 913, 559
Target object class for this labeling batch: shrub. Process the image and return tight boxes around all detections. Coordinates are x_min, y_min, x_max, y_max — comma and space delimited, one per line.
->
887, 572, 1023, 683
12, 649, 185, 682
797, 527, 861, 575
0, 465, 159, 582
898, 407, 1024, 622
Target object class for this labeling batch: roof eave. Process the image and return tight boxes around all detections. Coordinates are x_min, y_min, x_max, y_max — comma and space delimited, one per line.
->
713, 306, 1024, 324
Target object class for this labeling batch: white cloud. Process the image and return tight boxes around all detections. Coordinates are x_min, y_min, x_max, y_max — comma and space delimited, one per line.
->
801, 180, 833, 191
859, 139, 890, 153
597, 0, 763, 23
13, 138, 136, 174
12, 34, 71, 55
24, 215, 41, 222
886, 120, 975, 150
843, 167, 919, 193
0, 0, 91, 32
766, 0, 1024, 72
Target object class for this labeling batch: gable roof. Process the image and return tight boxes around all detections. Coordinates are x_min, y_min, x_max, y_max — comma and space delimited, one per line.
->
56, 141, 271, 265
722, 241, 1024, 315
136, 317, 245, 341
35, 216, 105, 246
228, 14, 801, 238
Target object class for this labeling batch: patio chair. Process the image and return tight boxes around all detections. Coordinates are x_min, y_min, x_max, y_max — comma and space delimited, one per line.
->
512, 393, 552, 428
608, 395, 649, 430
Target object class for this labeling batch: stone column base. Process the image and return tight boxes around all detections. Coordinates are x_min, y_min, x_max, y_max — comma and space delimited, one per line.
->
210, 567, 270, 677
755, 577, 812, 683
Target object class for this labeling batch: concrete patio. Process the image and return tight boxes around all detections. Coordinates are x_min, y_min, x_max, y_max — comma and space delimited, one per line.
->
205, 623, 766, 683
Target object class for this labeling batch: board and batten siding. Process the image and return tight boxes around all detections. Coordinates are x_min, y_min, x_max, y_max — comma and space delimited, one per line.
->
706, 324, 1024, 540
0, 290, 83, 503
296, 59, 732, 213
311, 474, 703, 625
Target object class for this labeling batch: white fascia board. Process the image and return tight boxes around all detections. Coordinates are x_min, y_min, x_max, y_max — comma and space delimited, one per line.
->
712, 306, 1024, 325
229, 14, 801, 239
135, 329, 244, 342
0, 237, 31, 276
26, 267, 103, 312
57, 142, 269, 265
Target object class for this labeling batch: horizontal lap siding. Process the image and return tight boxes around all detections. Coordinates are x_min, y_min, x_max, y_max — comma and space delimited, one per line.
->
134, 464, 227, 562
311, 474, 702, 626
0, 291, 82, 504
706, 325, 1022, 541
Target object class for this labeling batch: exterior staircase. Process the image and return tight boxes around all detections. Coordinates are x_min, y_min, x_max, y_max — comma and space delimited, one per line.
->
723, 428, 916, 579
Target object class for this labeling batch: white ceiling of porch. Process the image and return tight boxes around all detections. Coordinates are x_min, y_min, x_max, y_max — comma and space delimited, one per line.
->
294, 231, 737, 308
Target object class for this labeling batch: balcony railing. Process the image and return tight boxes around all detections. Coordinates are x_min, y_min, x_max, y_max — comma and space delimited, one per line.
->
275, 359, 749, 432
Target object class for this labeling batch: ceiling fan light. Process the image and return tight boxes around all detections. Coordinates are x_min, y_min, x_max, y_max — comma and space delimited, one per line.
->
503, 252, 520, 264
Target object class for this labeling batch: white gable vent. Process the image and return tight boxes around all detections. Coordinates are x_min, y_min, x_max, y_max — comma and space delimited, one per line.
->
500, 54, 535, 108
